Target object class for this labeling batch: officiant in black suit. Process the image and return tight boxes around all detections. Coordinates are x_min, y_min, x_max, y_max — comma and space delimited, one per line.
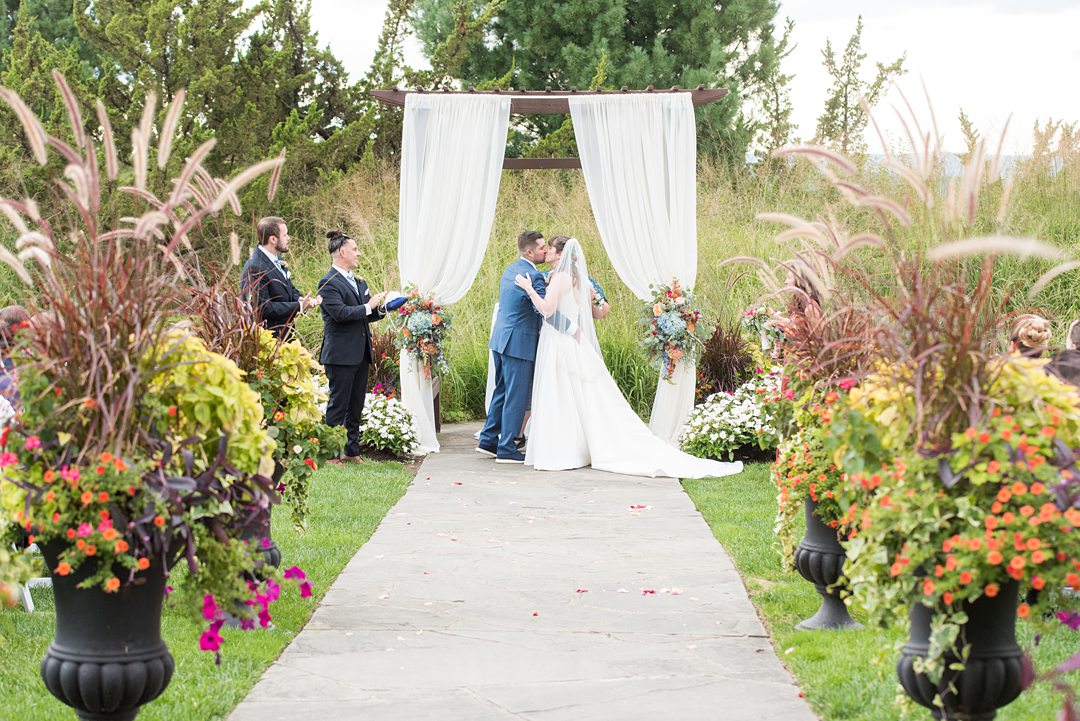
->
318, 230, 387, 464
241, 216, 319, 339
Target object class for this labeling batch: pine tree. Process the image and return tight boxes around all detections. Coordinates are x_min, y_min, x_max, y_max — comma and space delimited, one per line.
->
410, 0, 787, 164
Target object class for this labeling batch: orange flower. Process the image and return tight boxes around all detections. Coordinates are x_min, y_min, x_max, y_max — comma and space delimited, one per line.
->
945, 556, 958, 571
84, 544, 97, 557
1009, 555, 1025, 570
1041, 425, 1056, 438
985, 583, 1000, 597
273, 411, 286, 423
943, 592, 953, 605
1068, 573, 1080, 588
996, 489, 1012, 503
1032, 550, 1046, 564
55, 562, 71, 576
137, 557, 150, 571
1017, 603, 1031, 618
889, 562, 903, 577
1011, 482, 1028, 495
80, 491, 93, 505
1026, 538, 1041, 551
1032, 576, 1046, 590
987, 460, 1001, 474
104, 577, 120, 593
978, 432, 990, 444
114, 540, 129, 554
167, 406, 177, 417
98, 492, 109, 503
922, 579, 935, 596
153, 515, 166, 528
959, 571, 973, 585
987, 551, 1003, 565
101, 528, 118, 541
1030, 482, 1046, 495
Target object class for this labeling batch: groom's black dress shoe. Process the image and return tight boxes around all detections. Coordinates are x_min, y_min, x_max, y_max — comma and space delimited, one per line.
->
475, 445, 497, 458
495, 450, 526, 464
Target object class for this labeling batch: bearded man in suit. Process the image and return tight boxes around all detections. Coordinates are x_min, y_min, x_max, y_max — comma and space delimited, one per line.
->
318, 231, 387, 464
240, 216, 319, 339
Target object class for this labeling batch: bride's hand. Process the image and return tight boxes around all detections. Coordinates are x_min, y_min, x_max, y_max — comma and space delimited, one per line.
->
514, 273, 532, 291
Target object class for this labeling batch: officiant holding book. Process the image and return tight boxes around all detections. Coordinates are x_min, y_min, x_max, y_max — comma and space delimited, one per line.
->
318, 230, 388, 464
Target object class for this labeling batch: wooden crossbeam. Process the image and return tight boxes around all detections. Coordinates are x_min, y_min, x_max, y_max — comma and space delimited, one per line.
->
371, 85, 728, 115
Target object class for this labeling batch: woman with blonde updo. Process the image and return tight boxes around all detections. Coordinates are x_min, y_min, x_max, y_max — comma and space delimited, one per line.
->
1008, 314, 1052, 358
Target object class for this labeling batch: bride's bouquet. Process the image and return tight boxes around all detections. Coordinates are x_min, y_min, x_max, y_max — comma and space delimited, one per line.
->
393, 285, 451, 379
641, 279, 704, 381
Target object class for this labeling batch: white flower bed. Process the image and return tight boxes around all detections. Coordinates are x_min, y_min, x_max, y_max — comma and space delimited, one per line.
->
680, 370, 782, 460
359, 393, 419, 457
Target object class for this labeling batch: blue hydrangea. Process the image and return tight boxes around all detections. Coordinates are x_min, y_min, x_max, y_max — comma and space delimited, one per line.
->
656, 311, 686, 336
406, 312, 433, 335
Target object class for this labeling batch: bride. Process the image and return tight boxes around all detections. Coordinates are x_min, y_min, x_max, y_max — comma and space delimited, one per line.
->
513, 238, 742, 479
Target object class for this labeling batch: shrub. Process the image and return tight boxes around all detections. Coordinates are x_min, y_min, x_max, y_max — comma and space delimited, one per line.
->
359, 393, 418, 457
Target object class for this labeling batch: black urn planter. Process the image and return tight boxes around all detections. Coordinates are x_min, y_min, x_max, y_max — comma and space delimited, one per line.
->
793, 497, 862, 630
38, 541, 174, 721
897, 580, 1024, 721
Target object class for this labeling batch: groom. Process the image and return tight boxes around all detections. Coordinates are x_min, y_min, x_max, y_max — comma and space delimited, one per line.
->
477, 230, 549, 463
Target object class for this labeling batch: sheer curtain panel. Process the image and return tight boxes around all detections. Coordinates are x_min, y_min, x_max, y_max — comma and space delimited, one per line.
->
397, 94, 511, 453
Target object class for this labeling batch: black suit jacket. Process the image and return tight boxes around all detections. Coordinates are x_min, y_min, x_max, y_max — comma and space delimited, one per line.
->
317, 268, 385, 366
240, 248, 301, 339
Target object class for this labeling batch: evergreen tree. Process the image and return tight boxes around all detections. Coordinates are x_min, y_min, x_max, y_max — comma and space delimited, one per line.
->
813, 16, 905, 154
411, 0, 787, 163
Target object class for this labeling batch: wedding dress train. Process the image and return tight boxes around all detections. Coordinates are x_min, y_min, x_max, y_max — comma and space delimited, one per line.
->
523, 240, 742, 479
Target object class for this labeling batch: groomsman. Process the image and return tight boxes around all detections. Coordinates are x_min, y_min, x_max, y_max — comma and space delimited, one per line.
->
318, 231, 387, 464
241, 216, 319, 339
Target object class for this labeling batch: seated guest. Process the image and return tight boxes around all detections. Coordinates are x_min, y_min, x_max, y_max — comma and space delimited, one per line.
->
1007, 314, 1051, 358
1047, 319, 1080, 388
0, 305, 30, 409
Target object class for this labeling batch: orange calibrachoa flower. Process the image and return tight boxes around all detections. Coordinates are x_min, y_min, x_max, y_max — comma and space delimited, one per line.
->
55, 562, 71, 576
137, 557, 150, 571
104, 577, 120, 593
985, 583, 1000, 598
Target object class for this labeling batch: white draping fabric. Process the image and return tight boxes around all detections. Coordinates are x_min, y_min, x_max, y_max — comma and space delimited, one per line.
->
398, 94, 511, 453
569, 93, 699, 444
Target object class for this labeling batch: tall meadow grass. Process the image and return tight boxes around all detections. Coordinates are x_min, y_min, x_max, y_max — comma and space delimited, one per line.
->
3, 130, 1076, 421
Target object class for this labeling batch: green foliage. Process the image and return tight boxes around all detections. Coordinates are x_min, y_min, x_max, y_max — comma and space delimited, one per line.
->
149, 331, 274, 477
813, 15, 906, 154
411, 0, 788, 162
250, 327, 346, 527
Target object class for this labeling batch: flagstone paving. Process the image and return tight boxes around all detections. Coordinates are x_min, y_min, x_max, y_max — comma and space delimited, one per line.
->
229, 423, 816, 721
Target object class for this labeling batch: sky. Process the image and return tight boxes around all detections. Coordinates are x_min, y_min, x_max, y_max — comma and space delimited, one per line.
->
307, 0, 1080, 154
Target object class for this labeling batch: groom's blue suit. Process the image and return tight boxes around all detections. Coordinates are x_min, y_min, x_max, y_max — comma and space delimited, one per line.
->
479, 257, 548, 460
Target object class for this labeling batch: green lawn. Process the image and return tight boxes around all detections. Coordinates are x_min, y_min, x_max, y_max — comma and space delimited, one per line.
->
0, 460, 413, 721
683, 463, 1080, 721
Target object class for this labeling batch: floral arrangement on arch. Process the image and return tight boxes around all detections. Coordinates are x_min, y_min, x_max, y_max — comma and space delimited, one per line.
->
395, 285, 451, 379
641, 279, 703, 381
680, 367, 784, 461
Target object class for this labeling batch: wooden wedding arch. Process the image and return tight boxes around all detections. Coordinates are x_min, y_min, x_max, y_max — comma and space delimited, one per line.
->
371, 85, 729, 170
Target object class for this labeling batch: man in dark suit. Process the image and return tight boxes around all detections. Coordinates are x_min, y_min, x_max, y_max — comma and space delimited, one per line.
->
318, 231, 387, 464
241, 216, 319, 339
477, 230, 550, 463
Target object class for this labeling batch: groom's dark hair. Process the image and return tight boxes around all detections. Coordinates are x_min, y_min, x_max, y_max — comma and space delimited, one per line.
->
517, 230, 543, 253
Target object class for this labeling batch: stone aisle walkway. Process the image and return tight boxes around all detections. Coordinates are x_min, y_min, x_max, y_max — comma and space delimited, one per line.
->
229, 424, 816, 721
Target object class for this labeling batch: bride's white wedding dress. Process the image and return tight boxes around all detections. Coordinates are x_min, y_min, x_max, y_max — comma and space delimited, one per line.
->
524, 240, 742, 479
